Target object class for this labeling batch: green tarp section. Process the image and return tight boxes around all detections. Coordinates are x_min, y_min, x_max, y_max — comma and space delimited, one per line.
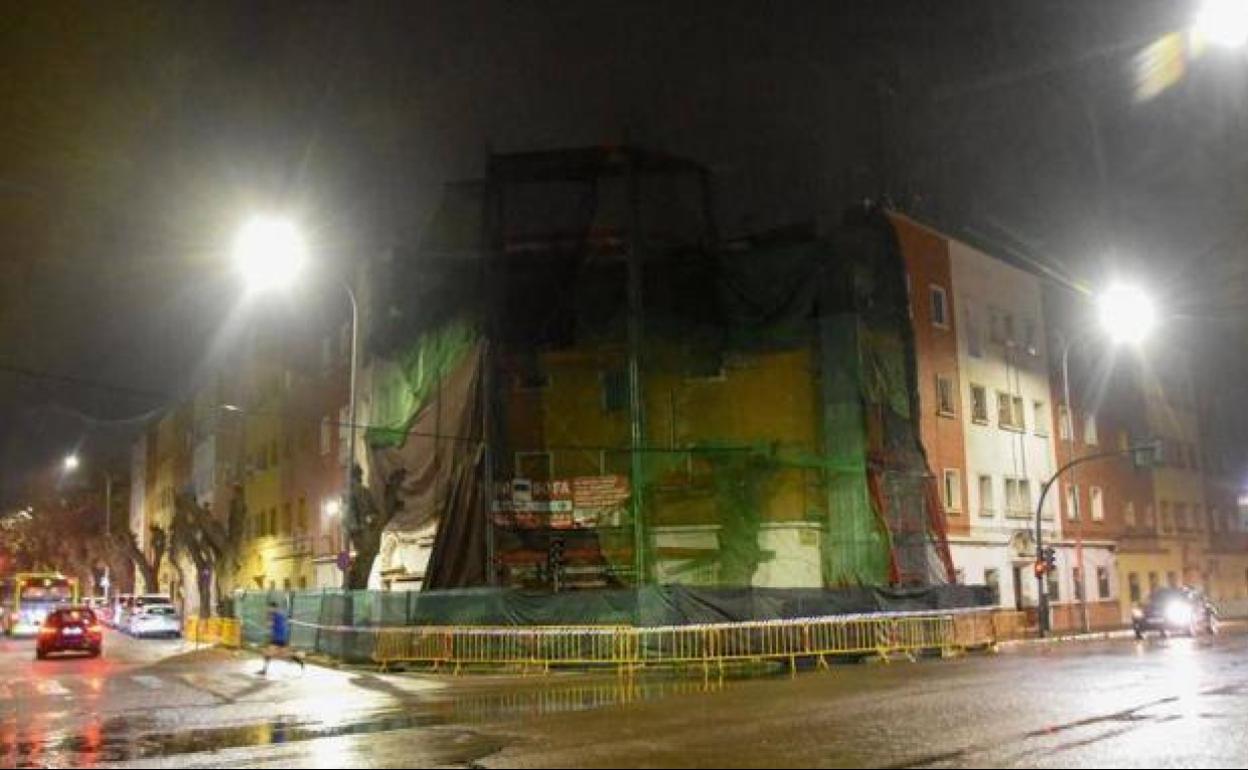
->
363, 148, 954, 599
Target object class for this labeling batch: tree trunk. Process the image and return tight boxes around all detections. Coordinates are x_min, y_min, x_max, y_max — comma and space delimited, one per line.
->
347, 529, 381, 589
197, 568, 214, 620
117, 531, 159, 592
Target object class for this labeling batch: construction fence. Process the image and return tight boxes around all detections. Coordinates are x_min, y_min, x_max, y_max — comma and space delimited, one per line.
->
227, 590, 997, 672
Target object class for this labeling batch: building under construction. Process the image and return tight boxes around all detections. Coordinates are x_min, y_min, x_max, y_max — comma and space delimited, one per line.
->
361, 146, 979, 623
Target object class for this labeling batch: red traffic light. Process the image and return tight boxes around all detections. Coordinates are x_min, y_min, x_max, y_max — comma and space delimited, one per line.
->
1034, 560, 1047, 578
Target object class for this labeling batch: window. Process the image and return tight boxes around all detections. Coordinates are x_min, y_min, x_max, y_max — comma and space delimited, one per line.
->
602, 369, 629, 412
1012, 396, 1025, 430
1090, 486, 1104, 522
997, 392, 1015, 428
320, 416, 332, 456
1083, 414, 1098, 446
515, 353, 551, 390
930, 285, 949, 327
1065, 484, 1080, 521
943, 469, 962, 512
936, 376, 956, 416
978, 475, 995, 517
1005, 477, 1031, 516
1144, 504, 1156, 529
970, 385, 988, 423
1097, 567, 1110, 600
966, 305, 983, 357
515, 452, 553, 481
1117, 430, 1130, 452
1148, 572, 1159, 594
1073, 566, 1084, 601
1124, 501, 1137, 528
1128, 572, 1141, 604
1033, 401, 1048, 436
989, 307, 1005, 343
1166, 571, 1177, 589
1058, 405, 1071, 440
1046, 569, 1060, 601
337, 406, 351, 467
1176, 502, 1190, 531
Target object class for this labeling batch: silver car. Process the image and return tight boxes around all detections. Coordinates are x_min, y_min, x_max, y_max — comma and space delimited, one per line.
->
128, 605, 182, 638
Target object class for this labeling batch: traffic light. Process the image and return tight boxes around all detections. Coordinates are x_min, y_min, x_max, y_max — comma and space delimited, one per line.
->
1034, 546, 1057, 577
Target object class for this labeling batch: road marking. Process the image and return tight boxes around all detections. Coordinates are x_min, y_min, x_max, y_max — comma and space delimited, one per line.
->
131, 675, 164, 690
34, 680, 69, 696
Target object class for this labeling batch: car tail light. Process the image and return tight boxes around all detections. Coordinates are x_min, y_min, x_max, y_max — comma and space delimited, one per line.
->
88, 624, 103, 635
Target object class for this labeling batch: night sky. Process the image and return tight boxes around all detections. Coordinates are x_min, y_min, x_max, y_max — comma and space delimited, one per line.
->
3, 0, 1247, 502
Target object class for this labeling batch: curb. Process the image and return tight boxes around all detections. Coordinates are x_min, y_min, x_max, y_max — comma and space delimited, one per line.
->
998, 618, 1246, 648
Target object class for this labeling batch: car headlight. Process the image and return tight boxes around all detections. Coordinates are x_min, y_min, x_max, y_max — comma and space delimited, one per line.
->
1165, 602, 1193, 625
1131, 607, 1144, 620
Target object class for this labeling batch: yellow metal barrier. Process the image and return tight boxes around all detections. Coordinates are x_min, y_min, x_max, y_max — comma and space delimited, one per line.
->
371, 611, 997, 673
184, 616, 242, 649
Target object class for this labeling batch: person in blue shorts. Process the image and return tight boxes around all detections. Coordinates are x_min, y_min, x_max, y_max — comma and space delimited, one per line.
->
259, 600, 304, 675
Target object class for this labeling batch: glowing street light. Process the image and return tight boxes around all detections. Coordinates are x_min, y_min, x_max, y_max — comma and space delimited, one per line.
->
232, 215, 307, 293
1096, 284, 1158, 346
1194, 0, 1248, 49
63, 453, 81, 473
231, 214, 359, 587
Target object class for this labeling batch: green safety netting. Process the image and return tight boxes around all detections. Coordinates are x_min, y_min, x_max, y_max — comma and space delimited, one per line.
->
359, 147, 955, 602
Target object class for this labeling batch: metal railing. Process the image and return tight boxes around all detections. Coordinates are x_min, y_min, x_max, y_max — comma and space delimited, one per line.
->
372, 610, 997, 674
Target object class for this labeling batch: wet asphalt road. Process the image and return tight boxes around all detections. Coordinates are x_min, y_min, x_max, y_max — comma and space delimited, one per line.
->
3, 628, 1248, 768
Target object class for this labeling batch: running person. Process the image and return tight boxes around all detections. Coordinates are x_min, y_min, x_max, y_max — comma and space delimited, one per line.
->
259, 600, 305, 675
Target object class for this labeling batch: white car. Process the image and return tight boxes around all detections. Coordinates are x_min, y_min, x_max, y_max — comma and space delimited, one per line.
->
128, 605, 182, 638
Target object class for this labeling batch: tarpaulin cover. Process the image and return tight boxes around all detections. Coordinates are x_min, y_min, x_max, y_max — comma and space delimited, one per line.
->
240, 583, 993, 635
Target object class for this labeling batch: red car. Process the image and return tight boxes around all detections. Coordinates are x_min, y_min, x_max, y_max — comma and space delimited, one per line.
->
36, 607, 103, 660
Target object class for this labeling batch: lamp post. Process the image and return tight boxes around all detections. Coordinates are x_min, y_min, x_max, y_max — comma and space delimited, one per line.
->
1036, 285, 1156, 637
63, 453, 114, 599
232, 215, 358, 589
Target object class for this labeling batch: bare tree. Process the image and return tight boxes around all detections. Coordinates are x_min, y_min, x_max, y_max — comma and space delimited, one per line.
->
116, 525, 166, 593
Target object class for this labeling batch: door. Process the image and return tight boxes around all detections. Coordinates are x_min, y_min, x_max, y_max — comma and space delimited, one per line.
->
1012, 565, 1024, 610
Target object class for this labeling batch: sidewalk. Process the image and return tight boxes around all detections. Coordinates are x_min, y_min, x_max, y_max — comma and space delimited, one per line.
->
1000, 618, 1245, 648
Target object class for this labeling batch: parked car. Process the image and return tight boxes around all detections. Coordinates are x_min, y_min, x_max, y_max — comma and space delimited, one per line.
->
36, 606, 103, 659
1132, 587, 1218, 639
128, 604, 182, 638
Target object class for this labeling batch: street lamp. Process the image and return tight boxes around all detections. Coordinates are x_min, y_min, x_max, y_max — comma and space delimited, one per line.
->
1038, 284, 1156, 637
62, 454, 114, 599
232, 215, 307, 293
232, 215, 359, 588
1194, 0, 1248, 49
